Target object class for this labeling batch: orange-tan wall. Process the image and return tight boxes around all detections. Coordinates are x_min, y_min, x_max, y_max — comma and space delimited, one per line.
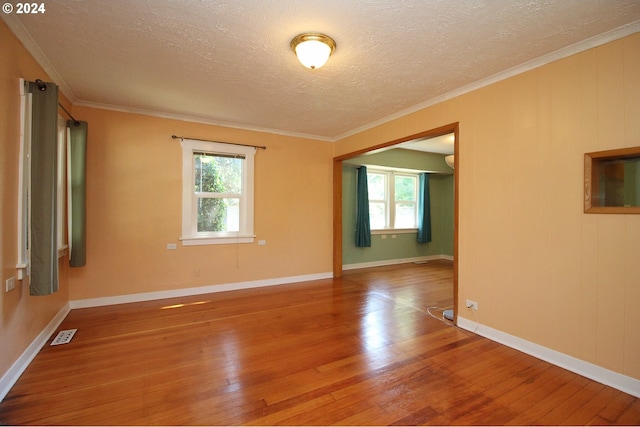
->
3, 13, 638, 389
67, 106, 334, 300
335, 33, 640, 380
0, 21, 69, 380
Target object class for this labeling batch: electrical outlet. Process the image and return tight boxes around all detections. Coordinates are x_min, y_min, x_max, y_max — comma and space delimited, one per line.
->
466, 299, 478, 310
5, 277, 16, 292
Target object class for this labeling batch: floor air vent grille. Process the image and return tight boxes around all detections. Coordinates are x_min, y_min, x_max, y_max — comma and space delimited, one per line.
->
50, 329, 77, 346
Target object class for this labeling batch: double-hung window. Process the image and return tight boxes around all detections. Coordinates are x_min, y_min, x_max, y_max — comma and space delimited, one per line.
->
181, 139, 255, 245
367, 169, 418, 231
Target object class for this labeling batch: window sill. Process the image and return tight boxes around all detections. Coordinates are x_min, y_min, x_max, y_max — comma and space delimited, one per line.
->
181, 235, 256, 246
58, 245, 69, 259
371, 228, 417, 235
16, 262, 28, 280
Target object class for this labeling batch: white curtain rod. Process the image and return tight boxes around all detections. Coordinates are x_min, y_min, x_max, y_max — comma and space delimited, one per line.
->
171, 135, 266, 150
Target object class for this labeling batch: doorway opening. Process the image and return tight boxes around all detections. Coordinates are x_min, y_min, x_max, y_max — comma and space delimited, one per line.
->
333, 122, 459, 323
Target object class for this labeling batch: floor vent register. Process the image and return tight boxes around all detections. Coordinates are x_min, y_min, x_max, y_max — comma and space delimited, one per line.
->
50, 329, 77, 346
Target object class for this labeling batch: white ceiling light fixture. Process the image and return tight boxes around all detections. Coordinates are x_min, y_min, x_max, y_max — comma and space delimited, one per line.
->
445, 155, 455, 169
291, 33, 336, 69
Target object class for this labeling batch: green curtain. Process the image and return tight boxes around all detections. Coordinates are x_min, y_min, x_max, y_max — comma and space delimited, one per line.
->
417, 173, 432, 244
355, 166, 371, 247
27, 80, 59, 295
68, 121, 88, 267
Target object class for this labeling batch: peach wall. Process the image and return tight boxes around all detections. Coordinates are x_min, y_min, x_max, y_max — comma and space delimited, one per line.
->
67, 106, 334, 300
0, 21, 69, 381
335, 33, 640, 380
3, 12, 638, 392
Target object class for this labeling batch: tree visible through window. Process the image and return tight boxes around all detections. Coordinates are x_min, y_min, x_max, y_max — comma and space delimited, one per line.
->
394, 175, 417, 228
195, 153, 242, 233
367, 171, 387, 229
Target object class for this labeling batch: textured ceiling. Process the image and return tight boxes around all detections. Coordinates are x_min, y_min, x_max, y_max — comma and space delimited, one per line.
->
4, 0, 640, 141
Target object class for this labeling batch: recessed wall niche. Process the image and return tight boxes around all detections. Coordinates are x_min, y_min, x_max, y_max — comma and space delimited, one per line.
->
584, 146, 640, 214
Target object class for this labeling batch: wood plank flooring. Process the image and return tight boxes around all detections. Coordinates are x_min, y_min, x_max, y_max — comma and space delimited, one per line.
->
1, 260, 638, 425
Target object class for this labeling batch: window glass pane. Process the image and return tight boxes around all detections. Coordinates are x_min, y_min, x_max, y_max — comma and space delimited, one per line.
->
367, 172, 386, 200
369, 202, 386, 229
596, 157, 640, 207
197, 197, 239, 232
395, 203, 416, 228
195, 153, 242, 194
395, 175, 416, 201
57, 117, 66, 249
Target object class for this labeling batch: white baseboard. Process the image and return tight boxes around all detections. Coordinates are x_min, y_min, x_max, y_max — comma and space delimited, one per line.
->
343, 254, 453, 271
0, 303, 71, 402
70, 272, 333, 309
457, 316, 640, 398
11, 274, 636, 405
1, 273, 333, 402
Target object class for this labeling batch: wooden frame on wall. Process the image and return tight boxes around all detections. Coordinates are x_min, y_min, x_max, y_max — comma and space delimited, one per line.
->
584, 146, 640, 214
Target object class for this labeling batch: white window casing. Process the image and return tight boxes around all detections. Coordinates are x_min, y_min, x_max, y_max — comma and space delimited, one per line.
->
367, 168, 419, 232
181, 139, 255, 246
17, 80, 31, 279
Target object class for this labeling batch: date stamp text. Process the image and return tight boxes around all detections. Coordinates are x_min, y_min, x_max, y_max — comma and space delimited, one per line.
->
3, 3, 47, 14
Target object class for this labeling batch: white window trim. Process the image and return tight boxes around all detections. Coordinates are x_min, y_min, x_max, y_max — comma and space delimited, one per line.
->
368, 168, 419, 232
181, 139, 255, 246
17, 80, 31, 279
56, 115, 68, 258
371, 228, 417, 235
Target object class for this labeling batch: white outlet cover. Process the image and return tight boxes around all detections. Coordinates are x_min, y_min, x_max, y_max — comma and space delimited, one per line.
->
51, 329, 77, 346
5, 277, 16, 292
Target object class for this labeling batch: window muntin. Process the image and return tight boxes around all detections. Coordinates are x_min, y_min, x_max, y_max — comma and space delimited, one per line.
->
367, 169, 418, 230
181, 140, 255, 245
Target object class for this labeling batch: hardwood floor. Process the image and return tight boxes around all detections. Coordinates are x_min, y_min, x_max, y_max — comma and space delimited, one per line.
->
1, 260, 638, 425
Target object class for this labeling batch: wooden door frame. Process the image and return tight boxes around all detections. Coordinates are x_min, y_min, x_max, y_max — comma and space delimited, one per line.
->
333, 122, 459, 322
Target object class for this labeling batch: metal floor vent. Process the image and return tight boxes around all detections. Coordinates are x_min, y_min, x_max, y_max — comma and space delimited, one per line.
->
50, 329, 77, 346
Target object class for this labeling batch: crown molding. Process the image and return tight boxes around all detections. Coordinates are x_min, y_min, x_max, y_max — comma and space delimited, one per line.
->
1, 14, 76, 101
334, 20, 640, 142
5, 13, 639, 144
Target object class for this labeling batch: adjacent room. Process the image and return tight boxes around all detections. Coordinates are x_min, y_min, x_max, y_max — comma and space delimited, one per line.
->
1, 1, 640, 424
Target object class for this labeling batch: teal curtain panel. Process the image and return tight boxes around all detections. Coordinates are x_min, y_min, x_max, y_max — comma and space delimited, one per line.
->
417, 173, 432, 243
355, 166, 371, 247
26, 80, 59, 295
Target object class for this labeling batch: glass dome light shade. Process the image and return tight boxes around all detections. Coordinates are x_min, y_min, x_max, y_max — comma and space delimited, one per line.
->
291, 33, 336, 69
